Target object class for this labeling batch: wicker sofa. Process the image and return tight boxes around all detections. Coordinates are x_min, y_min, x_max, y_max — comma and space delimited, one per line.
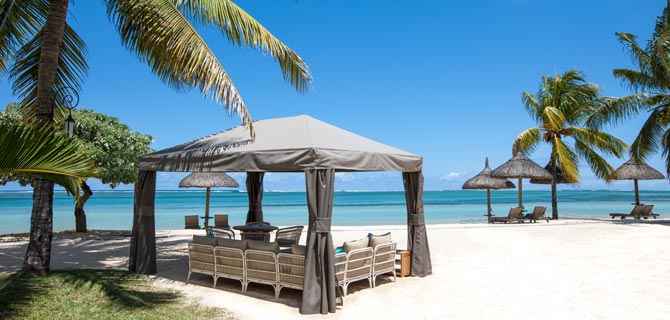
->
187, 235, 305, 298
334, 233, 397, 296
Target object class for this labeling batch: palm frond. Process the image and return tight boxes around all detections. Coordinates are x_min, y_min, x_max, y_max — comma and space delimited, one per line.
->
176, 0, 312, 93
0, 121, 98, 197
0, 0, 47, 74
551, 137, 579, 183
9, 22, 88, 118
521, 91, 542, 122
540, 106, 564, 131
616, 32, 653, 74
513, 127, 541, 155
613, 68, 666, 92
629, 109, 666, 160
106, 0, 254, 135
571, 127, 627, 158
586, 94, 652, 128
573, 139, 617, 181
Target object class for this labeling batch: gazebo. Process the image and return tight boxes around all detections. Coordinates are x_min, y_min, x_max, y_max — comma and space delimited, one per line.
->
129, 115, 432, 315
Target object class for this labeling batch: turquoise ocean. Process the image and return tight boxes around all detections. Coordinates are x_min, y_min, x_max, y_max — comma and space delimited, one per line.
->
0, 190, 668, 234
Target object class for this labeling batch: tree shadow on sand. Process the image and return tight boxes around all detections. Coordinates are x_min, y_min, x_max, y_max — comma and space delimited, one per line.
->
0, 269, 182, 319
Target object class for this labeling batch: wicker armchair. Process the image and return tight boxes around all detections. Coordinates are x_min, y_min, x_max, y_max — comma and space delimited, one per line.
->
275, 226, 304, 247
187, 242, 216, 286
335, 247, 373, 296
277, 253, 305, 297
207, 227, 235, 239
241, 232, 270, 242
244, 250, 279, 297
371, 242, 397, 287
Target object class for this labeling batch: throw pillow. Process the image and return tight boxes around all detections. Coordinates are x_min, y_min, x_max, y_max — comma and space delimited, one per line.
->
368, 232, 392, 248
343, 238, 368, 253
217, 238, 248, 251
248, 240, 280, 253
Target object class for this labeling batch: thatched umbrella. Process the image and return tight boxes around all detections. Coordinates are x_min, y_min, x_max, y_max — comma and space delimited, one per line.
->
179, 172, 239, 229
462, 158, 515, 222
529, 160, 569, 185
612, 158, 665, 205
491, 150, 552, 208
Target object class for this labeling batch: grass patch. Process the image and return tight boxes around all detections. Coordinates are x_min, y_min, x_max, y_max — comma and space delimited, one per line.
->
0, 269, 235, 320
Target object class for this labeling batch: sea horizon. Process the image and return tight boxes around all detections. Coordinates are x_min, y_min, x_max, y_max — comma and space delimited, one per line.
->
1, 189, 668, 235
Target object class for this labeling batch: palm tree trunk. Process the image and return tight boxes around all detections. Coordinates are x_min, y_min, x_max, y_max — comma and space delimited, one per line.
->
22, 0, 70, 277
75, 182, 92, 232
551, 155, 559, 220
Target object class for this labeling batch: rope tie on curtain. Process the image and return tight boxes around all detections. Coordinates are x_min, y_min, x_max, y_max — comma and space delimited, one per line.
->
408, 213, 424, 225
309, 217, 332, 233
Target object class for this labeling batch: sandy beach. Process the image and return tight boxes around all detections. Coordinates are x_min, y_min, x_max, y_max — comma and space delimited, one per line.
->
1, 219, 669, 319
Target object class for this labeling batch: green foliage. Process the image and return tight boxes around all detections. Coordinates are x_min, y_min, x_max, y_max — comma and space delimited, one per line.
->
517, 69, 627, 183
0, 269, 235, 320
73, 109, 154, 188
587, 0, 670, 176
0, 104, 153, 189
0, 118, 97, 197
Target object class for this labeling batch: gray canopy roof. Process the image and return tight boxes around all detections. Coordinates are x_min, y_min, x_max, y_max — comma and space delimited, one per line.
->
139, 115, 422, 173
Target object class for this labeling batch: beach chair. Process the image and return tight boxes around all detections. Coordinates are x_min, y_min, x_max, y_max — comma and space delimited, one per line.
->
214, 214, 230, 229
640, 205, 660, 219
526, 206, 549, 223
207, 226, 235, 239
185, 215, 201, 229
275, 226, 304, 247
609, 204, 644, 220
490, 207, 524, 224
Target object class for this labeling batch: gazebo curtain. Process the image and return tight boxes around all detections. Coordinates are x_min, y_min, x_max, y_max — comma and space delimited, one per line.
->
245, 172, 265, 223
129, 170, 157, 274
402, 171, 432, 276
301, 169, 337, 315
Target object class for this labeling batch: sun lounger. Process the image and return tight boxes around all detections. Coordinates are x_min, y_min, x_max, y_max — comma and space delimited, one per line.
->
490, 207, 524, 224
184, 215, 201, 229
609, 204, 644, 220
526, 206, 548, 223
640, 204, 660, 219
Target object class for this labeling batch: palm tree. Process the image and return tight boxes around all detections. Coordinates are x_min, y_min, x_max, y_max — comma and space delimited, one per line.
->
516, 69, 627, 219
587, 0, 670, 176
1, 0, 312, 275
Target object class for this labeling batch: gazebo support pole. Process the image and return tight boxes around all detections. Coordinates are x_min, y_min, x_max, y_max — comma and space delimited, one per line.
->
205, 187, 211, 229
129, 170, 157, 275
518, 177, 523, 209
634, 179, 640, 205
403, 171, 432, 277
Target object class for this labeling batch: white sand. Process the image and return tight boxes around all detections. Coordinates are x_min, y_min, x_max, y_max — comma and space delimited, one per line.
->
1, 219, 669, 319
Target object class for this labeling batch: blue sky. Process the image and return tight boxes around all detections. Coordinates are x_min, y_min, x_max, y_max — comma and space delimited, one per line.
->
2, 0, 669, 191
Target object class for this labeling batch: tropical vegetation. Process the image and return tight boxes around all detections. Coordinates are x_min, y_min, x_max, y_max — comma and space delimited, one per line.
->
587, 0, 670, 177
0, 0, 311, 276
0, 119, 97, 198
516, 69, 627, 219
1, 104, 154, 232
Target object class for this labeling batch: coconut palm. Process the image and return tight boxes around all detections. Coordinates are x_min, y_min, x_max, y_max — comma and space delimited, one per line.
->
516, 69, 627, 219
586, 1, 670, 176
1, 0, 311, 275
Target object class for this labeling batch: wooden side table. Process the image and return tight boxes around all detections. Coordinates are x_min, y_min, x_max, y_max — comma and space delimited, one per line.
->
395, 250, 411, 277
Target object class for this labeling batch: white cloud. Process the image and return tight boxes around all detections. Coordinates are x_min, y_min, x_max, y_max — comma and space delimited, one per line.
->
440, 171, 469, 181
